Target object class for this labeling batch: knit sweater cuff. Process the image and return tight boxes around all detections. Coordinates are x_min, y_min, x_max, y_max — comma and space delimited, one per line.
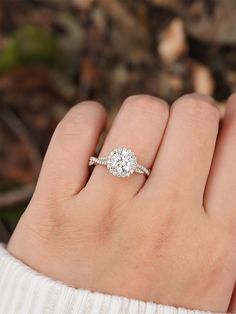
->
0, 244, 212, 314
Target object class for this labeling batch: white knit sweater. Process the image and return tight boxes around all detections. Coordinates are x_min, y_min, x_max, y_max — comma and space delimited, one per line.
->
0, 245, 212, 314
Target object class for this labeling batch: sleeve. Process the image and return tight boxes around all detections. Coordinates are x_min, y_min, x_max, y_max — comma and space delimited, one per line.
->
0, 244, 213, 314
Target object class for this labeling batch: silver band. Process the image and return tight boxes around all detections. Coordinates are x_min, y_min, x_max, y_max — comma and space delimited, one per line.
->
89, 147, 150, 178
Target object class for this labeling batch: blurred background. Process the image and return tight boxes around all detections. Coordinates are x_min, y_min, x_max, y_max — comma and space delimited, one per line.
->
1, 0, 236, 242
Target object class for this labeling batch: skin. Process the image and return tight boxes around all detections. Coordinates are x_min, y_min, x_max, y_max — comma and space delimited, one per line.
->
7, 93, 236, 312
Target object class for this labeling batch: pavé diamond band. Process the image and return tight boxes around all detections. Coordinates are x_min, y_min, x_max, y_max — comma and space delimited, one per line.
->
89, 147, 150, 177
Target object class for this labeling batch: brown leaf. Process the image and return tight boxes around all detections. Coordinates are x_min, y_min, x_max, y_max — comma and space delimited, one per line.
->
185, 0, 236, 44
158, 18, 187, 64
192, 62, 215, 96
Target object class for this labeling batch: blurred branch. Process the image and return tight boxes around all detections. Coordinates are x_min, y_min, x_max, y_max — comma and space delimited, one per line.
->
149, 0, 236, 44
98, 0, 137, 29
185, 0, 236, 44
1, 108, 42, 173
0, 109, 41, 209
98, 0, 148, 40
98, 0, 150, 62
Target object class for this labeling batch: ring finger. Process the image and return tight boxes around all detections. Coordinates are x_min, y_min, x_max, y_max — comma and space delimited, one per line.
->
86, 95, 169, 205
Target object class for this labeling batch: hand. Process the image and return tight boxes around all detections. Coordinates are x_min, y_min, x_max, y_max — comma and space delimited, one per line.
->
229, 286, 236, 312
8, 93, 236, 312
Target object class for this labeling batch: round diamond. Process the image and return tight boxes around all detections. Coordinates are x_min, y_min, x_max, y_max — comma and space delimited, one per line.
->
107, 147, 137, 177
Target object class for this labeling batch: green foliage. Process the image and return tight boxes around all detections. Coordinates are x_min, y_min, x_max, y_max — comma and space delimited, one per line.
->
0, 25, 63, 74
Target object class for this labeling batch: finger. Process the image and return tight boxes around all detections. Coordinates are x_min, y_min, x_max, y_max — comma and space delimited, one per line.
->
34, 101, 107, 199
146, 94, 220, 204
205, 93, 236, 223
228, 286, 236, 313
87, 95, 169, 205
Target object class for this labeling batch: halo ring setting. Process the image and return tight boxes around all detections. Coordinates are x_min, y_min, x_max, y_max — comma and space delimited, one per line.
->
89, 147, 150, 177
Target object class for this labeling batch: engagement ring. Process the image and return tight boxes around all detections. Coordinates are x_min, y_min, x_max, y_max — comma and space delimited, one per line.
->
89, 147, 150, 177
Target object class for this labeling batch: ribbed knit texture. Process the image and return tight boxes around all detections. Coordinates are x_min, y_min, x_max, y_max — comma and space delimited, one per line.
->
0, 245, 213, 314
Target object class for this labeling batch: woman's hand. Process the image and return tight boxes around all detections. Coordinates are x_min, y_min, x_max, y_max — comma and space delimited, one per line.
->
229, 286, 236, 312
8, 93, 236, 312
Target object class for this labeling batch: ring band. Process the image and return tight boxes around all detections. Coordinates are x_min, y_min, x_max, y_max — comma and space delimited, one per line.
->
89, 147, 150, 177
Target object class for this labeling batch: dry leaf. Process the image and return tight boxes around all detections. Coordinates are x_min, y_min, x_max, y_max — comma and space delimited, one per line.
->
185, 0, 236, 44
158, 18, 187, 64
192, 62, 215, 96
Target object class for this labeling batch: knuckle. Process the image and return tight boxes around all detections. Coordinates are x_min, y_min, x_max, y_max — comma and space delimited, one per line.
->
173, 93, 219, 122
53, 114, 93, 157
56, 118, 88, 138
69, 101, 106, 118
55, 107, 94, 139
228, 92, 236, 104
122, 95, 169, 119
55, 101, 105, 137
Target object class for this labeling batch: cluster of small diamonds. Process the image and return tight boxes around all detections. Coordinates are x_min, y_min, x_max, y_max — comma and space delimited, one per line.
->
107, 147, 137, 177
136, 164, 150, 176
89, 148, 150, 177
89, 156, 107, 166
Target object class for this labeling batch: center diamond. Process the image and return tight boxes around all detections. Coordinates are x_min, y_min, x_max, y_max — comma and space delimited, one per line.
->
107, 147, 137, 177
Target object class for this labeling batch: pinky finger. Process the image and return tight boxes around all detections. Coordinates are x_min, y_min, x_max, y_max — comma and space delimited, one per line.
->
34, 101, 107, 200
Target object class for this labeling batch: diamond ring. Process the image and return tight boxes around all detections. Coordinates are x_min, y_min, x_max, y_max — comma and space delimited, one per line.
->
89, 147, 150, 177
